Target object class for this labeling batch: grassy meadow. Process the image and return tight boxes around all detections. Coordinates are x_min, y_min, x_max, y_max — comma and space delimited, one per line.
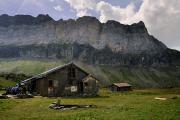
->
0, 60, 180, 120
0, 88, 180, 120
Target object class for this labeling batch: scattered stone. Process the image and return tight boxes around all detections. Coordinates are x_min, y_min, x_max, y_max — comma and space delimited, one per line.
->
154, 97, 167, 100
6, 95, 17, 99
0, 95, 8, 99
170, 95, 180, 99
49, 102, 96, 111
171, 96, 178, 99
17, 94, 33, 99
175, 95, 180, 98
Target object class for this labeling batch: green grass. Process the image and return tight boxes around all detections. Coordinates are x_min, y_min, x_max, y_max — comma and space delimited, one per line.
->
0, 90, 5, 94
0, 77, 16, 88
0, 88, 180, 120
86, 66, 180, 88
0, 60, 65, 75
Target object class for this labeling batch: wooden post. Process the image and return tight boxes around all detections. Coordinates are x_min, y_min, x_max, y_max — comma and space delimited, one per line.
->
57, 97, 61, 106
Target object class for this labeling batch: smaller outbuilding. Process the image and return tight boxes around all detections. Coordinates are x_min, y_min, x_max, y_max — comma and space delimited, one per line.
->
109, 83, 132, 91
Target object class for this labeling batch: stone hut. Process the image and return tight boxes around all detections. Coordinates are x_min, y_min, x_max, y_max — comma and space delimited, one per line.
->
21, 62, 99, 97
109, 83, 132, 91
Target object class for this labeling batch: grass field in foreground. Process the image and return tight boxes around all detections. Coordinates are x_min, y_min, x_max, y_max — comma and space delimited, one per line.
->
0, 88, 180, 120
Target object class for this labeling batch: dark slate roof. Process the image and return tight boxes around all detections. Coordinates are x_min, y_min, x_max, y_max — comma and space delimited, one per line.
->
40, 62, 73, 76
21, 75, 43, 84
112, 83, 132, 87
21, 62, 88, 84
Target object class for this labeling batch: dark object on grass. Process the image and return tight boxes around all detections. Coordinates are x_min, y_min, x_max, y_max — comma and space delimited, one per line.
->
0, 95, 8, 99
5, 85, 21, 95
171, 96, 178, 99
17, 94, 33, 99
49, 101, 96, 111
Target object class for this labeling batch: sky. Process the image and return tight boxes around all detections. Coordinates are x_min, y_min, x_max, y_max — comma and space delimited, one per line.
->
0, 0, 180, 51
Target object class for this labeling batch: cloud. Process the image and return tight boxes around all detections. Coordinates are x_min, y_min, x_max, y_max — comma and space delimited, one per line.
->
64, 0, 96, 10
65, 0, 180, 50
64, 0, 96, 17
76, 10, 91, 17
96, 1, 137, 24
138, 0, 180, 50
54, 5, 63, 12
97, 0, 180, 50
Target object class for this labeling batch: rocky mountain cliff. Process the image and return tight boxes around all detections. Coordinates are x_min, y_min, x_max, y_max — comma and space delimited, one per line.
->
0, 14, 179, 66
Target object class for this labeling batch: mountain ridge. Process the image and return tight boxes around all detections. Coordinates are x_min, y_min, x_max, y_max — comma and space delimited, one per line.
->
0, 14, 179, 66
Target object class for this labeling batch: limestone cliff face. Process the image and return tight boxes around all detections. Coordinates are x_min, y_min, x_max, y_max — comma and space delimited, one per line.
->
0, 14, 179, 66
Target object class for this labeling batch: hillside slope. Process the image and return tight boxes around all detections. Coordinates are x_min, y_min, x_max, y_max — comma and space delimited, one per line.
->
0, 60, 180, 88
0, 77, 16, 88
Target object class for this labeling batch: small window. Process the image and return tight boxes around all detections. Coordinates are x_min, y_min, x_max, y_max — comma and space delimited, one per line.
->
49, 80, 53, 87
84, 82, 88, 86
54, 80, 58, 87
71, 68, 76, 78
68, 67, 76, 78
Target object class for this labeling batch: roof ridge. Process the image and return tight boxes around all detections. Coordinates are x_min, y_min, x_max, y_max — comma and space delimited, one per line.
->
21, 62, 88, 83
